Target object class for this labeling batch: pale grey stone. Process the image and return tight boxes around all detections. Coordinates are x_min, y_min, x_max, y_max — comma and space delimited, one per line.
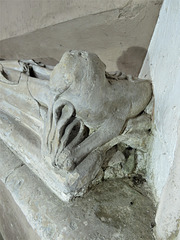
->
144, 97, 154, 115
0, 139, 156, 240
120, 113, 152, 151
122, 149, 136, 176
107, 151, 125, 167
104, 167, 116, 180
104, 148, 136, 179
91, 168, 104, 186
0, 50, 152, 201
135, 150, 149, 174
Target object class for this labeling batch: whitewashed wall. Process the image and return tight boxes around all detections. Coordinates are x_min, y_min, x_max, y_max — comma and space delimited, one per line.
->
140, 0, 180, 199
140, 0, 180, 238
155, 123, 180, 239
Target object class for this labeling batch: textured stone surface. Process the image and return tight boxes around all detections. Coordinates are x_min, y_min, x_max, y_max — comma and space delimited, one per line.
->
0, 1, 162, 73
0, 140, 40, 240
0, 51, 152, 201
0, 140, 156, 240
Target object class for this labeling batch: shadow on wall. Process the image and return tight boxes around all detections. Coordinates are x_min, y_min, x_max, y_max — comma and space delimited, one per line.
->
116, 46, 147, 77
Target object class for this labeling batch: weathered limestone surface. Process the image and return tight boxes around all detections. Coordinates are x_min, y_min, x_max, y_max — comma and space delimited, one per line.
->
0, 140, 40, 240
0, 0, 162, 74
0, 139, 156, 240
0, 50, 152, 201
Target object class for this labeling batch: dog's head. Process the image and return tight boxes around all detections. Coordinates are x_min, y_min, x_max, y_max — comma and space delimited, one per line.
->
50, 50, 106, 93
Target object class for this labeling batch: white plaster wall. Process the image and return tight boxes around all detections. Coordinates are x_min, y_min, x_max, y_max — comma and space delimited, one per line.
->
0, 0, 129, 41
140, 0, 180, 238
155, 122, 180, 239
140, 0, 180, 200
0, 0, 162, 74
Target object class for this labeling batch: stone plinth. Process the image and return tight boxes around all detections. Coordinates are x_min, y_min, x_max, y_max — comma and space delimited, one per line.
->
0, 140, 155, 240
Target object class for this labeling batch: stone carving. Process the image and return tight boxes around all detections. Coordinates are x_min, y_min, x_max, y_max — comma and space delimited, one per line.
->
0, 50, 152, 201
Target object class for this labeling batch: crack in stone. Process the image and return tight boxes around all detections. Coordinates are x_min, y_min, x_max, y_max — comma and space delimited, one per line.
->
27, 76, 41, 118
118, 0, 147, 20
5, 163, 25, 183
118, 0, 132, 19
16, 71, 23, 85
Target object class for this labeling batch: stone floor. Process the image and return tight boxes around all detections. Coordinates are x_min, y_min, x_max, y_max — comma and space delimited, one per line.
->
0, 140, 156, 240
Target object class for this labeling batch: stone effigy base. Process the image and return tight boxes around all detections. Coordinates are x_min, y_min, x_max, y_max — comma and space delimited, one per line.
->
0, 139, 156, 240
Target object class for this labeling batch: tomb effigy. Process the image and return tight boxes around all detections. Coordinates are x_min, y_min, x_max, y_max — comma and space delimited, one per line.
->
0, 50, 152, 201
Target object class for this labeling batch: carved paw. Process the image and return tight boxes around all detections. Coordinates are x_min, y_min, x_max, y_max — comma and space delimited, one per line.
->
43, 97, 89, 171
54, 148, 76, 171
53, 118, 89, 171
44, 98, 75, 155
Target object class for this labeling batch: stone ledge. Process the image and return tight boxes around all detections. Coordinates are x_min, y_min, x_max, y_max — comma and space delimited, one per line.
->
0, 139, 156, 240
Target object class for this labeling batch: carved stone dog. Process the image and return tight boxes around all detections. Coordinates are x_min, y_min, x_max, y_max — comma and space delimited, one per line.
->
43, 50, 152, 171
0, 51, 152, 200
